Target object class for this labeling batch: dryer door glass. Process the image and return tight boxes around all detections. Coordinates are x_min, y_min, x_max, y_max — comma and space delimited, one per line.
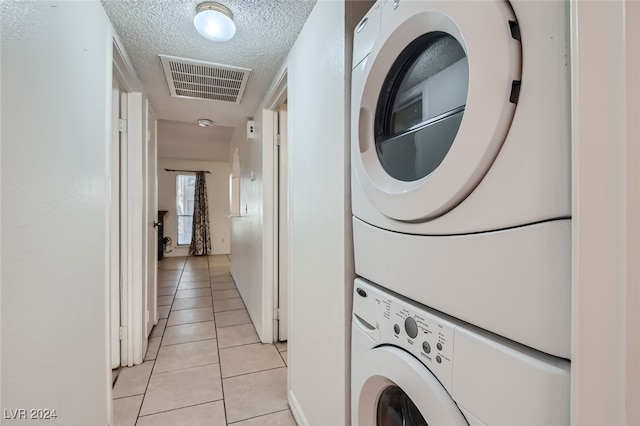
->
375, 33, 468, 182
377, 385, 428, 426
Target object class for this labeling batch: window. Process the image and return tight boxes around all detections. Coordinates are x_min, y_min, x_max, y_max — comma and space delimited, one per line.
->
176, 174, 196, 245
375, 32, 469, 182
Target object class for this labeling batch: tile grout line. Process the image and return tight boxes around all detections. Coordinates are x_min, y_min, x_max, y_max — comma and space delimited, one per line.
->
208, 255, 231, 426
158, 336, 217, 347
152, 360, 222, 376
134, 256, 186, 424
209, 256, 294, 425
214, 307, 247, 315
221, 365, 288, 381
123, 255, 270, 425
226, 408, 292, 425
139, 256, 215, 421
136, 399, 225, 420
113, 393, 145, 401
166, 318, 217, 328
217, 339, 263, 350
213, 317, 253, 328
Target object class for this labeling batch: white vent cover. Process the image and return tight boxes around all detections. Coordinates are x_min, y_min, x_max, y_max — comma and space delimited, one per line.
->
159, 55, 251, 104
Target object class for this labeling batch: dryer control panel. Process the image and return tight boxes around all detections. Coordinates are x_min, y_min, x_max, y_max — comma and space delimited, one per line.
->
353, 278, 457, 392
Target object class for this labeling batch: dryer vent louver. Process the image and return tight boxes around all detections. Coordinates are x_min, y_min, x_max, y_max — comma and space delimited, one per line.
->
159, 55, 251, 104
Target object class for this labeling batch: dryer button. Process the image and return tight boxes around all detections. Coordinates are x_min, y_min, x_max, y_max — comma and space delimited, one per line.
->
422, 341, 431, 354
437, 342, 443, 351
393, 324, 400, 335
404, 317, 418, 339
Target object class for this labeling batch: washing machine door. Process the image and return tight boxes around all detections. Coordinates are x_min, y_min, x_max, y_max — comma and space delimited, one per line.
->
354, 346, 468, 426
353, 0, 521, 221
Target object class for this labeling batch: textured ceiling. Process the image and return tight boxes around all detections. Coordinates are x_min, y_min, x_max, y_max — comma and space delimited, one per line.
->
101, 0, 316, 136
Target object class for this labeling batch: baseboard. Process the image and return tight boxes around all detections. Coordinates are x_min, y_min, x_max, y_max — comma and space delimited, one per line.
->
241, 301, 264, 343
289, 390, 309, 426
253, 319, 265, 343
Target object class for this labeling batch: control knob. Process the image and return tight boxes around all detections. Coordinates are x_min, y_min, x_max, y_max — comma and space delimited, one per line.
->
404, 317, 418, 339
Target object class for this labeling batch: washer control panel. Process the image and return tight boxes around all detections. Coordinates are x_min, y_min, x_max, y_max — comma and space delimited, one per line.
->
353, 278, 456, 391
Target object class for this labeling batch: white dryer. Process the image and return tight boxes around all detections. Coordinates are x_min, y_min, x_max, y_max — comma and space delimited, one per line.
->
352, 279, 570, 426
351, 0, 571, 358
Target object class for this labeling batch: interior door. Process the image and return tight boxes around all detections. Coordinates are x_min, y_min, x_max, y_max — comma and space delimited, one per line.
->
276, 105, 289, 341
145, 106, 158, 335
113, 41, 147, 366
110, 77, 122, 369
119, 89, 130, 366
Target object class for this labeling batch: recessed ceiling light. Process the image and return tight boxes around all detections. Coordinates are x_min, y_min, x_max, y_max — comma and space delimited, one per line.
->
193, 2, 236, 42
198, 118, 214, 127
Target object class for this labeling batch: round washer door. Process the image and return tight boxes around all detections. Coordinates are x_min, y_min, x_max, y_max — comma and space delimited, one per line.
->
354, 346, 468, 426
353, 0, 521, 222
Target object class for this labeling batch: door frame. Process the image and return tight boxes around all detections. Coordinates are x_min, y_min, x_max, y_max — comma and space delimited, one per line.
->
262, 68, 289, 343
275, 104, 289, 341
570, 0, 640, 423
110, 70, 123, 369
111, 34, 148, 367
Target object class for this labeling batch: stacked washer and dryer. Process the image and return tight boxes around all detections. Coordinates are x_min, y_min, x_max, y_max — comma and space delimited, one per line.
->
350, 1, 571, 425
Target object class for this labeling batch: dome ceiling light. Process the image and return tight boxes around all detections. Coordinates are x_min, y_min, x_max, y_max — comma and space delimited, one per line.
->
193, 2, 236, 42
198, 118, 215, 127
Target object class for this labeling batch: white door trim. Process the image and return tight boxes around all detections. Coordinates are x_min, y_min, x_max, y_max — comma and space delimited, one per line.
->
261, 68, 288, 344
570, 0, 640, 423
126, 92, 147, 365
110, 79, 122, 369
277, 106, 289, 341
261, 108, 275, 344
119, 89, 131, 366
112, 35, 147, 366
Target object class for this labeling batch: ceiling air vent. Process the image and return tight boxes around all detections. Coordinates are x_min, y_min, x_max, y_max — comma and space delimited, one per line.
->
159, 55, 251, 104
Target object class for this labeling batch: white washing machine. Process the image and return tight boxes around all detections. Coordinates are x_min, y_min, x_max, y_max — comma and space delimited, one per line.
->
351, 0, 571, 358
352, 279, 570, 426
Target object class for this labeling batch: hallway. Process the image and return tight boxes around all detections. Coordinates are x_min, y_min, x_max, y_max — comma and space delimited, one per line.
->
112, 255, 293, 425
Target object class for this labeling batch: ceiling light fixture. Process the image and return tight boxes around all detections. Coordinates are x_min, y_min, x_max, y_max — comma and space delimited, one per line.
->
193, 2, 236, 42
198, 118, 214, 127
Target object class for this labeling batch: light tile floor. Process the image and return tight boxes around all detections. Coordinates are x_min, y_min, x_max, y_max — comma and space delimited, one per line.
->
112, 255, 293, 426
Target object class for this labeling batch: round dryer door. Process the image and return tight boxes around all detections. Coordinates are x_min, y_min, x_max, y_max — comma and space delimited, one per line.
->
353, 0, 521, 221
354, 346, 468, 426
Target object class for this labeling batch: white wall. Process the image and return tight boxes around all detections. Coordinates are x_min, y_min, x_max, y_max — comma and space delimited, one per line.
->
226, 2, 371, 422
229, 112, 267, 340
157, 119, 232, 163
158, 159, 231, 256
286, 1, 351, 424
1, 1, 112, 424
231, 149, 241, 216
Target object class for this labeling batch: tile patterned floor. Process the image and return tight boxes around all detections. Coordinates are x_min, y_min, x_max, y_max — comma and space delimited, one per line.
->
112, 255, 293, 426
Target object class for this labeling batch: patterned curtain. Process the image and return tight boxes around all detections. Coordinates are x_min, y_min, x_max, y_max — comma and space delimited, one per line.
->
189, 171, 212, 256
